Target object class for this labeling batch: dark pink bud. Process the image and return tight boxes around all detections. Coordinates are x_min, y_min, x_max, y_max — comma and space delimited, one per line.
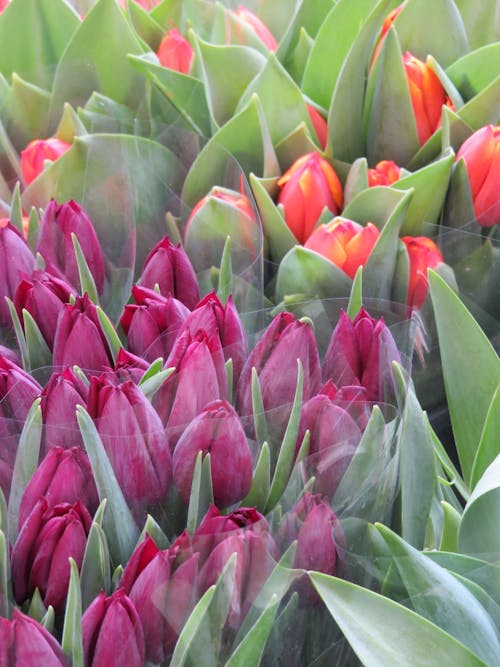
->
0, 220, 34, 327
114, 348, 150, 384
0, 609, 69, 666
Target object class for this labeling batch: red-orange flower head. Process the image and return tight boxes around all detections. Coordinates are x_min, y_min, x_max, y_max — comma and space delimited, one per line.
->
402, 236, 443, 309
455, 125, 500, 227
371, 4, 405, 68
188, 187, 255, 223
304, 218, 380, 279
233, 6, 278, 51
20, 138, 71, 186
403, 51, 452, 146
306, 105, 328, 150
277, 152, 343, 244
367, 160, 401, 187
157, 28, 194, 74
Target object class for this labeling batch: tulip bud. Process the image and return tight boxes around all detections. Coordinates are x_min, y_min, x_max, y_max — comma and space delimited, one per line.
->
0, 0, 9, 13
232, 6, 278, 51
19, 447, 98, 529
277, 152, 343, 244
82, 589, 145, 667
14, 270, 74, 349
172, 399, 253, 506
138, 235, 200, 308
157, 28, 194, 74
0, 219, 35, 327
370, 4, 404, 68
322, 379, 372, 430
36, 199, 105, 294
306, 105, 328, 150
120, 286, 190, 363
323, 308, 401, 403
403, 51, 452, 146
304, 218, 380, 279
367, 160, 401, 187
114, 347, 150, 384
455, 124, 500, 226
20, 138, 71, 186
0, 609, 69, 666
11, 499, 92, 612
402, 236, 444, 309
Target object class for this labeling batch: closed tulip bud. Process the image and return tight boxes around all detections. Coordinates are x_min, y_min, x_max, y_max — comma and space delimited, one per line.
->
367, 160, 401, 187
232, 6, 278, 51
402, 236, 444, 309
157, 28, 194, 74
36, 199, 105, 293
455, 124, 500, 226
304, 218, 380, 279
370, 4, 404, 68
0, 219, 35, 327
321, 379, 371, 430
0, 609, 69, 666
114, 347, 150, 384
172, 400, 252, 506
82, 589, 145, 667
19, 447, 98, 529
138, 235, 200, 308
323, 309, 401, 403
52, 294, 114, 373
120, 286, 190, 363
20, 138, 71, 186
11, 499, 92, 612
403, 51, 452, 146
14, 270, 74, 349
277, 152, 343, 244
306, 105, 328, 150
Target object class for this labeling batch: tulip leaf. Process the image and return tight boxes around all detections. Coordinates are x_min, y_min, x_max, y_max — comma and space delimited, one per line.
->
0, 487, 6, 538
6, 298, 30, 372
40, 606, 55, 633
242, 441, 271, 511
137, 514, 170, 551
139, 367, 175, 401
457, 75, 500, 130
26, 207, 40, 253
439, 501, 462, 553
274, 122, 321, 168
22, 310, 52, 379
125, 0, 165, 51
27, 587, 48, 623
251, 368, 269, 449
7, 398, 42, 544
428, 270, 500, 485
311, 572, 489, 667
343, 157, 369, 206
0, 119, 23, 183
2, 75, 51, 152
169, 586, 217, 667
441, 158, 476, 233
225, 594, 279, 667
282, 27, 314, 85
446, 44, 500, 99
217, 236, 233, 304
71, 233, 99, 304
186, 451, 214, 535
0, 530, 12, 618
470, 383, 500, 490
95, 306, 123, 363
137, 357, 163, 385
62, 558, 84, 667
454, 0, 500, 50
80, 521, 111, 611
76, 405, 139, 565
225, 359, 233, 405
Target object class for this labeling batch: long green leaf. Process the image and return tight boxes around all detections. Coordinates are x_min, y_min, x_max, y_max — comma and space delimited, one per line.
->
62, 559, 84, 667
0, 530, 11, 618
225, 595, 279, 667
470, 383, 500, 489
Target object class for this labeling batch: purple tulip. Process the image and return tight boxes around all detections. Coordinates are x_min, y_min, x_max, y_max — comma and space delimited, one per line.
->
119, 285, 190, 362
172, 399, 253, 507
82, 589, 145, 667
322, 308, 401, 403
36, 199, 105, 293
87, 372, 172, 522
138, 235, 200, 309
0, 609, 69, 666
11, 499, 92, 613
0, 220, 34, 327
19, 447, 98, 529
114, 348, 149, 384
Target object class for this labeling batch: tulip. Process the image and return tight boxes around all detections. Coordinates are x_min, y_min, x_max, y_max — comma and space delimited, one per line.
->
370, 4, 404, 68
172, 400, 253, 506
52, 294, 114, 373
82, 589, 145, 667
14, 270, 74, 349
157, 28, 194, 74
232, 6, 278, 51
403, 51, 452, 146
304, 218, 380, 279
455, 124, 500, 226
323, 308, 401, 403
0, 0, 9, 13
19, 447, 98, 529
20, 138, 71, 186
402, 236, 444, 309
322, 379, 372, 430
277, 152, 343, 244
367, 160, 401, 187
114, 347, 150, 384
138, 235, 200, 309
11, 499, 92, 613
36, 199, 105, 294
306, 105, 328, 150
120, 286, 190, 362
0, 219, 35, 327
0, 609, 69, 666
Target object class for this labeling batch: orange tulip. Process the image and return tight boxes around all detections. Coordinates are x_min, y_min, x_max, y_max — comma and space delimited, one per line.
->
20, 138, 71, 186
306, 105, 328, 150
367, 160, 401, 187
402, 236, 443, 309
370, 4, 405, 68
277, 152, 343, 244
157, 29, 194, 74
233, 6, 278, 51
304, 218, 380, 279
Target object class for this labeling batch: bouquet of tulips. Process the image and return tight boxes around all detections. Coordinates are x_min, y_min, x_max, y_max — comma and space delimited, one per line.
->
0, 0, 499, 665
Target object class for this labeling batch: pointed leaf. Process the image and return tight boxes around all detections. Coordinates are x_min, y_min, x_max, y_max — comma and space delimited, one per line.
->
225, 595, 279, 667
62, 558, 84, 667
95, 306, 122, 362
22, 309, 52, 376
0, 530, 11, 618
216, 236, 233, 304
72, 233, 99, 303
470, 383, 500, 490
439, 501, 461, 552
241, 441, 271, 511
80, 521, 111, 611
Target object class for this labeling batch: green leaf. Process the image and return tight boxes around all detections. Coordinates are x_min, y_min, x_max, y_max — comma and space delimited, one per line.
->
446, 44, 500, 100
27, 587, 48, 623
125, 0, 165, 51
454, 0, 500, 49
138, 367, 174, 401
186, 451, 214, 535
274, 122, 319, 167
457, 75, 500, 130
80, 519, 111, 611
95, 306, 122, 362
9, 182, 24, 237
429, 270, 500, 485
343, 157, 369, 206
22, 310, 52, 378
311, 572, 488, 667
282, 27, 314, 85
346, 267, 363, 320
225, 595, 279, 667
241, 442, 271, 511
137, 513, 170, 551
72, 233, 99, 303
2, 75, 51, 151
169, 586, 216, 667
5, 298, 29, 372
439, 501, 462, 552
62, 559, 84, 667
251, 368, 269, 449
0, 530, 12, 618
56, 103, 89, 144
470, 383, 500, 489
216, 236, 233, 304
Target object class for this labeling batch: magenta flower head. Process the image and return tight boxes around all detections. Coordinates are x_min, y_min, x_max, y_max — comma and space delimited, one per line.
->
0, 219, 34, 327
114, 348, 149, 384
36, 199, 105, 293
119, 285, 190, 363
82, 589, 145, 667
0, 609, 70, 666
11, 499, 92, 613
87, 372, 172, 522
138, 235, 200, 309
14, 270, 74, 349
52, 294, 114, 373
19, 447, 98, 529
322, 308, 401, 403
172, 399, 252, 507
